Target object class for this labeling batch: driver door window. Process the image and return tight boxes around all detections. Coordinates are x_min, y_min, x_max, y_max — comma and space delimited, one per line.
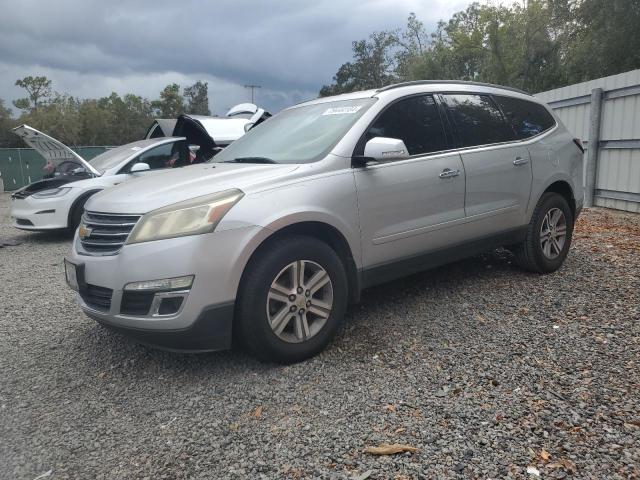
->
365, 95, 448, 156
121, 141, 187, 173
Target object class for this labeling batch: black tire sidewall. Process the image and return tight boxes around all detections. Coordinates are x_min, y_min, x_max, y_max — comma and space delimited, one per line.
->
531, 193, 574, 272
237, 236, 348, 363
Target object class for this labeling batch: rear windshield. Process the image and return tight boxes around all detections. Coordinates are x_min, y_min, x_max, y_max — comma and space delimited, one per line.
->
212, 98, 376, 164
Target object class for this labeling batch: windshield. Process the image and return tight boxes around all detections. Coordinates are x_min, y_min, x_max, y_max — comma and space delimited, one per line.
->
212, 98, 376, 164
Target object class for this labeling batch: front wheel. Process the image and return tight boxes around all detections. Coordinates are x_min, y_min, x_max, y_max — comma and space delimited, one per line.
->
236, 235, 348, 364
512, 192, 574, 273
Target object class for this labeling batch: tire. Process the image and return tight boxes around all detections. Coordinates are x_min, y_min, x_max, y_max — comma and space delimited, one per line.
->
236, 235, 348, 364
513, 192, 574, 273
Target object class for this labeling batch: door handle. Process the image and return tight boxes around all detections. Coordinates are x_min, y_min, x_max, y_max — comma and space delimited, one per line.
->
513, 157, 529, 166
439, 168, 460, 179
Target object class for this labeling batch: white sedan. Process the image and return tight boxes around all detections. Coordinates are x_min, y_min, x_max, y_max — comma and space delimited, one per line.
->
10, 105, 270, 232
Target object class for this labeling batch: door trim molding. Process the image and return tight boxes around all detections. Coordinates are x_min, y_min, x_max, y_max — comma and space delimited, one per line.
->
361, 226, 527, 288
372, 204, 519, 245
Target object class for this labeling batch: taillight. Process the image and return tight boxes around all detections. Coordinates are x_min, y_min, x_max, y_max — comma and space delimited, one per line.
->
573, 138, 585, 153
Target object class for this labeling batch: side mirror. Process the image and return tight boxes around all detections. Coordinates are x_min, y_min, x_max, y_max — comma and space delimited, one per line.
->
363, 137, 410, 162
130, 162, 150, 173
188, 144, 201, 153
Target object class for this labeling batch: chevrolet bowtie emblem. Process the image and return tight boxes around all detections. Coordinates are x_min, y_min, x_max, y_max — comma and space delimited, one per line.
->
78, 224, 92, 239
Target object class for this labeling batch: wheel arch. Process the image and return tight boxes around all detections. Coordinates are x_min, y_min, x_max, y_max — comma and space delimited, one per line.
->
543, 180, 576, 219
239, 221, 361, 305
67, 188, 102, 228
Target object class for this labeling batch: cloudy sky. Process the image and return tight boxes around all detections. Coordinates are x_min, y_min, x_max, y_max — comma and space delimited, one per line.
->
0, 0, 472, 116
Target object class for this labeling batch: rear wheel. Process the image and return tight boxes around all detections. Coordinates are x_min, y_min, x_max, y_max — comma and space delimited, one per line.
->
236, 235, 348, 363
513, 192, 574, 273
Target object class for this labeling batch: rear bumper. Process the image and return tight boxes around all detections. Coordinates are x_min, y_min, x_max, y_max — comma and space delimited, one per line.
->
88, 302, 235, 352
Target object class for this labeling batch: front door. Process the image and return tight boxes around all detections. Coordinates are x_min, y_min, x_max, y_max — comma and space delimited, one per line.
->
354, 94, 467, 273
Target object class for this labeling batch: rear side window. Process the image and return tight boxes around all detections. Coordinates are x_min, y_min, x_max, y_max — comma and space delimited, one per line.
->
442, 94, 513, 148
493, 96, 556, 139
365, 95, 447, 156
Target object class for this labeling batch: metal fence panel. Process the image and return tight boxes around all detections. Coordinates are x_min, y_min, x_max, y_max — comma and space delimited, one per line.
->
536, 69, 640, 213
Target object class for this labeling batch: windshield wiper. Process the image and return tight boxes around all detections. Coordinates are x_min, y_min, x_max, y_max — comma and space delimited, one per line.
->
224, 156, 278, 164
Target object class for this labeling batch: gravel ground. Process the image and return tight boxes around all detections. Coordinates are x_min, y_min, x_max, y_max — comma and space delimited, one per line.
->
0, 192, 638, 480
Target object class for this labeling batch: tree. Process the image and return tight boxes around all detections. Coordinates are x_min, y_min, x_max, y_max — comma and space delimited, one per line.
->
184, 81, 211, 115
320, 0, 640, 97
320, 31, 398, 96
13, 76, 52, 111
0, 99, 18, 148
565, 0, 640, 83
151, 83, 185, 117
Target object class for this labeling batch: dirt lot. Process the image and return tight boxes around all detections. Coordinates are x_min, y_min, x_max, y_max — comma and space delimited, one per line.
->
0, 192, 638, 479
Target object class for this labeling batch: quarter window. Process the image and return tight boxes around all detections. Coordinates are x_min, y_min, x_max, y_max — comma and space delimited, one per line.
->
442, 94, 514, 148
365, 95, 447, 156
493, 96, 556, 139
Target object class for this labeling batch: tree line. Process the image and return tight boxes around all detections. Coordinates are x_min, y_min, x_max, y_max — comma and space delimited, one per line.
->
0, 76, 211, 148
320, 0, 640, 96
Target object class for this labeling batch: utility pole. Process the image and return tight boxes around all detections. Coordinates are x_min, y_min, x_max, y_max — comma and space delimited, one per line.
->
244, 84, 261, 103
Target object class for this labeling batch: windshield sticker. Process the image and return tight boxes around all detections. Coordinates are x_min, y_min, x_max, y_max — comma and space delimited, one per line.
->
131, 146, 142, 151
321, 106, 363, 116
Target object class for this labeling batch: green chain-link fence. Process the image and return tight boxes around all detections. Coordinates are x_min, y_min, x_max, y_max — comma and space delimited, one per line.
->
0, 147, 112, 192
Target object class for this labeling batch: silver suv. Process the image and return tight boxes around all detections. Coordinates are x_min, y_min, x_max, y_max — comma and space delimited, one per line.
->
65, 81, 584, 363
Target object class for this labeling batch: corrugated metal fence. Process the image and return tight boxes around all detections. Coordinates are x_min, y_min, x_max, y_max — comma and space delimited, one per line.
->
0, 147, 111, 192
536, 69, 640, 213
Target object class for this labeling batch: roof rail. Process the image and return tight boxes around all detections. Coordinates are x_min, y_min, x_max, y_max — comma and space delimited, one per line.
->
376, 80, 531, 96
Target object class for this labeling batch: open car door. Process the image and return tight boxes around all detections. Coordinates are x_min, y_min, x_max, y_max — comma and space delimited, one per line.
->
144, 119, 177, 139
12, 125, 101, 177
172, 115, 219, 160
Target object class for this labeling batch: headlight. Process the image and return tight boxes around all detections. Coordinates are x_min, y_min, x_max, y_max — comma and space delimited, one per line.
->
32, 187, 72, 198
126, 189, 244, 244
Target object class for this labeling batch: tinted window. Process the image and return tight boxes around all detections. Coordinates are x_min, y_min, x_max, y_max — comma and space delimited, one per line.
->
122, 141, 187, 173
365, 95, 447, 156
442, 94, 513, 147
493, 96, 556, 139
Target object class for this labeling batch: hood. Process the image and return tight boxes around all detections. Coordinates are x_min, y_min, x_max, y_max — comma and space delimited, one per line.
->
86, 162, 299, 214
12, 125, 101, 176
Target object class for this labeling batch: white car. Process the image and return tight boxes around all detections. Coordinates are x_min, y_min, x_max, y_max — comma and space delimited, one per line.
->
10, 105, 270, 232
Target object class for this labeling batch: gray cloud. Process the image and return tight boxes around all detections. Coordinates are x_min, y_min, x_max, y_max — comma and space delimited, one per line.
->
0, 0, 471, 114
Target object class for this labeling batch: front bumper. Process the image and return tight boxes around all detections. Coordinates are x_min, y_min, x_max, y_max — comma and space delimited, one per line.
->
67, 225, 269, 351
87, 302, 235, 352
10, 195, 72, 230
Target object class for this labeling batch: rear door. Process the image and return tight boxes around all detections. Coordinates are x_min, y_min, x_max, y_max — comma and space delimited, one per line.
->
441, 93, 532, 230
354, 94, 467, 270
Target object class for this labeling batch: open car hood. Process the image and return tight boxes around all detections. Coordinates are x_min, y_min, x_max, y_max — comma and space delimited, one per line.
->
12, 125, 101, 176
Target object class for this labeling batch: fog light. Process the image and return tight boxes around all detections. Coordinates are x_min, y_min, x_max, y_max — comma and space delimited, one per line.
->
124, 275, 194, 291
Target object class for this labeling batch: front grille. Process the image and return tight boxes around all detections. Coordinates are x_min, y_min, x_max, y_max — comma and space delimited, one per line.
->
120, 291, 155, 316
80, 284, 113, 311
80, 211, 141, 255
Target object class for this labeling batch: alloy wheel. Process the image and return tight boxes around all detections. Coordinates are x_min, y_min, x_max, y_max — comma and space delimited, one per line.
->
266, 260, 333, 343
539, 207, 567, 259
